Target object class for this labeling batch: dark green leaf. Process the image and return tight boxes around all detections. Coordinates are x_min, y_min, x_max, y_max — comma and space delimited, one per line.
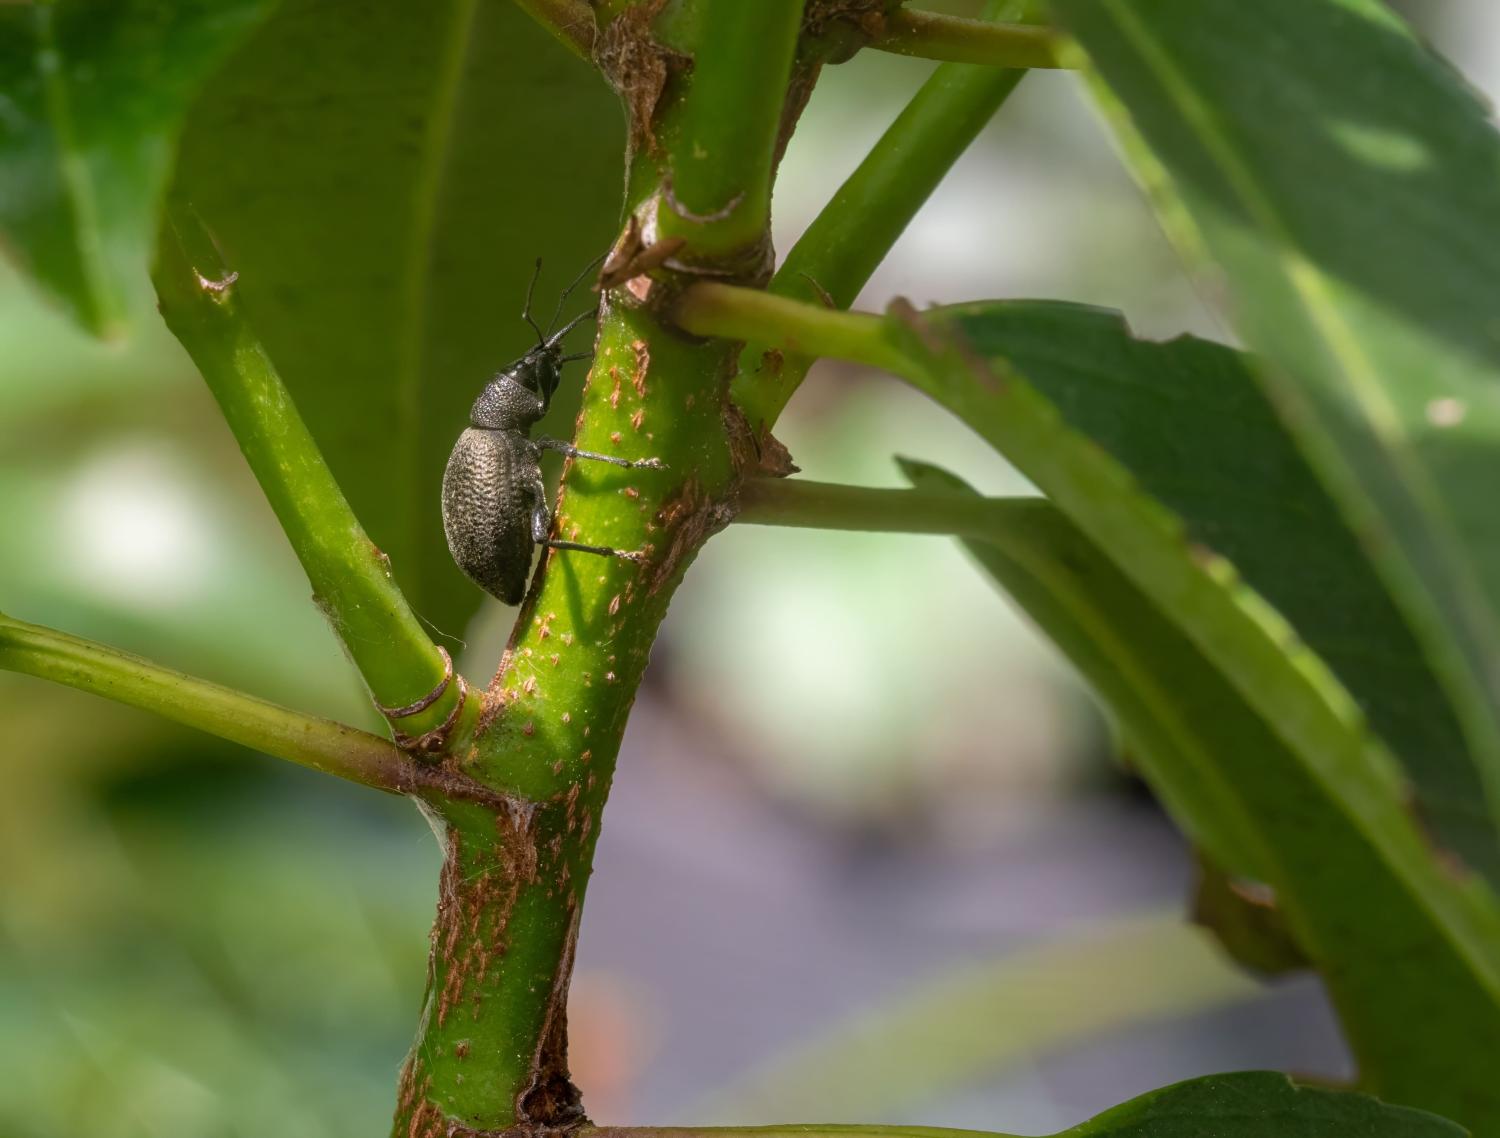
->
1052, 0, 1500, 847
886, 300, 1500, 1130
948, 300, 1497, 888
164, 0, 624, 638
1063, 1071, 1464, 1137
0, 0, 272, 336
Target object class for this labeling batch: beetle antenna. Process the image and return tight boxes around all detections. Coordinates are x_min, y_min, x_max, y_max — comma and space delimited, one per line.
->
558, 351, 592, 364
545, 304, 598, 349
521, 257, 545, 345
545, 250, 609, 337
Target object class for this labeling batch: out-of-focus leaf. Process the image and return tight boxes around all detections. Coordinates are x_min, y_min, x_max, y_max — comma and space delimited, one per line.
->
692, 910, 1261, 1123
164, 0, 624, 638
1052, 0, 1500, 842
0, 0, 273, 337
0, 751, 435, 1138
944, 300, 1497, 887
885, 294, 1500, 1128
1059, 1072, 1463, 1137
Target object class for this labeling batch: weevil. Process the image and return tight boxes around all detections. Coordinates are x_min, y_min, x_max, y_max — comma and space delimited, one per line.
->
442, 260, 662, 605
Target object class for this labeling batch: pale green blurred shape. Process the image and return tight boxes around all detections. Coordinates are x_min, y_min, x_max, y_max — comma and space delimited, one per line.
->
689, 912, 1263, 1129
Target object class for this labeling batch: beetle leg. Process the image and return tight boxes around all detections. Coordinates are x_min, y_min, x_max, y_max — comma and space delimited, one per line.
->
529, 465, 645, 562
530, 490, 552, 545
535, 437, 664, 470
544, 538, 646, 563
530, 473, 644, 562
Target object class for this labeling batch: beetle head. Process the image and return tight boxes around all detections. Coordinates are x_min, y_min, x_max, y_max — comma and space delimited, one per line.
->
517, 342, 565, 407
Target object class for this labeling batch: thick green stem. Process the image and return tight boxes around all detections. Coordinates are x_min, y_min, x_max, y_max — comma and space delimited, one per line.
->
154, 212, 474, 750
872, 9, 1063, 68
394, 292, 741, 1138
733, 0, 1034, 428
0, 612, 415, 794
391, 7, 780, 1134
738, 477, 1045, 538
656, 0, 805, 262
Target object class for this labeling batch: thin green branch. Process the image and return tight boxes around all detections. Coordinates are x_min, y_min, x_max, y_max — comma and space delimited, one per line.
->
0, 611, 415, 794
677, 281, 903, 372
657, 0, 805, 260
733, 0, 1034, 428
154, 210, 474, 750
512, 0, 595, 60
737, 476, 1046, 538
872, 9, 1064, 69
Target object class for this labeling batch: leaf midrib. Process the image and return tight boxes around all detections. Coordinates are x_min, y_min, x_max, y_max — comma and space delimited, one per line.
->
392, 0, 480, 595
34, 4, 117, 335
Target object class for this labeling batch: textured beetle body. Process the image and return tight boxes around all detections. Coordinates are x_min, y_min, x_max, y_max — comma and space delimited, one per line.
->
441, 271, 660, 605
442, 417, 544, 605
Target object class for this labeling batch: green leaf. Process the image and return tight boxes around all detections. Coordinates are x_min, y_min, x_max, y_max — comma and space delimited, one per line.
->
0, 0, 272, 337
163, 0, 624, 638
1051, 0, 1500, 842
884, 302, 1500, 1129
1062, 1072, 1464, 1137
947, 301, 1498, 888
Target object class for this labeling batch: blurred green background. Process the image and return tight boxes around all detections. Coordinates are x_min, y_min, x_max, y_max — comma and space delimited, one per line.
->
1, 3, 1489, 1135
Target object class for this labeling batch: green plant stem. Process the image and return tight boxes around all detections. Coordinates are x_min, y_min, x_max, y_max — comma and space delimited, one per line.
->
0, 612, 414, 794
393, 297, 743, 1138
873, 9, 1063, 68
733, 0, 1033, 428
657, 0, 805, 261
154, 212, 474, 749
512, 0, 595, 59
679, 282, 904, 372
737, 477, 1044, 538
390, 7, 779, 1132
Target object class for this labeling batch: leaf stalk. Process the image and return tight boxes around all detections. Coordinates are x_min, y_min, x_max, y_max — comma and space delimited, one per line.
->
737, 477, 1046, 539
154, 210, 476, 751
872, 9, 1064, 69
0, 612, 417, 795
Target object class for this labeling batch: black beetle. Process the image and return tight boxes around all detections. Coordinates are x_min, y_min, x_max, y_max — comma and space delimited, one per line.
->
441, 260, 662, 605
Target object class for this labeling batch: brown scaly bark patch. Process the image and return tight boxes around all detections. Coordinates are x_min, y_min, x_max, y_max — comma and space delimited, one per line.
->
515, 907, 586, 1128
778, 0, 905, 167
723, 399, 798, 479
395, 798, 562, 1138
597, 213, 686, 293
594, 0, 690, 158
644, 475, 734, 597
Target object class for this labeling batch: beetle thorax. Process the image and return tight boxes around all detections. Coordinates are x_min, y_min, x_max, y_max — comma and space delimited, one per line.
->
468, 363, 552, 431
